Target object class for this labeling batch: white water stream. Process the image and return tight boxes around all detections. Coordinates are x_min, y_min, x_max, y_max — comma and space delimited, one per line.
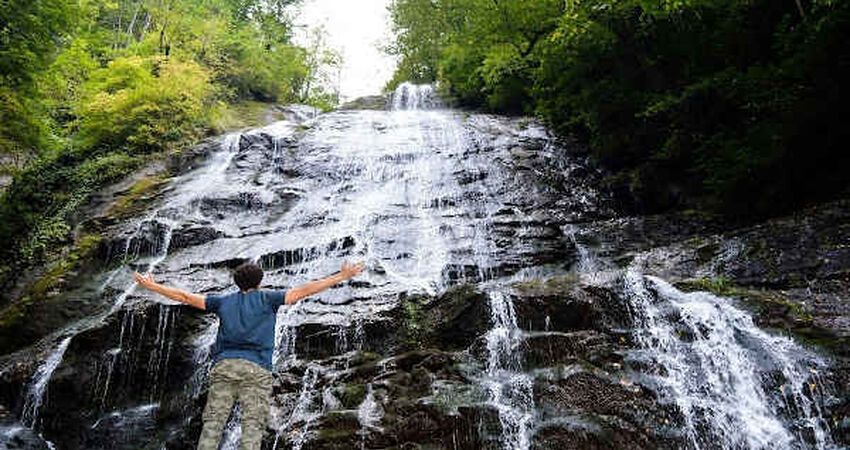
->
3, 82, 840, 450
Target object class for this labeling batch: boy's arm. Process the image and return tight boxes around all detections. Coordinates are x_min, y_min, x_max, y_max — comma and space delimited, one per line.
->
284, 260, 365, 305
134, 272, 207, 310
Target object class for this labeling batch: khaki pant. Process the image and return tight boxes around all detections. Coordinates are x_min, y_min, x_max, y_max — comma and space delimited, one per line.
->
198, 358, 273, 450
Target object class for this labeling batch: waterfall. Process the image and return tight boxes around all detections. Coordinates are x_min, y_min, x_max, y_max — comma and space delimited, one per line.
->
4, 87, 842, 450
12, 131, 241, 435
20, 337, 72, 428
484, 291, 534, 450
274, 364, 322, 450
357, 383, 384, 449
146, 304, 176, 401
624, 268, 836, 449
390, 82, 438, 110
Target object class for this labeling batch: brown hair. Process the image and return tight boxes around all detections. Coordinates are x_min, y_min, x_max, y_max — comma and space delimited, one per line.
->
234, 262, 263, 291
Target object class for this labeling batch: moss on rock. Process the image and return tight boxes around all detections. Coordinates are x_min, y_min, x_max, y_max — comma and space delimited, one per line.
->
512, 274, 579, 296
0, 232, 102, 353
105, 173, 170, 221
674, 276, 850, 355
336, 383, 366, 409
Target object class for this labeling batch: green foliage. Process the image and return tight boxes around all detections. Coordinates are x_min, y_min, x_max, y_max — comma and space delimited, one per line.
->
217, 33, 310, 102
75, 56, 213, 153
0, 87, 54, 160
1, 149, 142, 266
389, 0, 850, 217
37, 38, 99, 124
385, 0, 449, 89
0, 0, 76, 87
0, 0, 341, 296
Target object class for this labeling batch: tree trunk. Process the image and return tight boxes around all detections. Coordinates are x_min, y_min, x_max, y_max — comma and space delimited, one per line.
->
794, 0, 807, 20
125, 2, 142, 46
142, 12, 152, 34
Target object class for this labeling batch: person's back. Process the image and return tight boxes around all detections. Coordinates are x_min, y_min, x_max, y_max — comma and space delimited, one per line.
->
206, 290, 286, 371
134, 260, 365, 450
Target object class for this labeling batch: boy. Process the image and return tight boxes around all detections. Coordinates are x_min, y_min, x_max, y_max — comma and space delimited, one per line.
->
133, 260, 365, 449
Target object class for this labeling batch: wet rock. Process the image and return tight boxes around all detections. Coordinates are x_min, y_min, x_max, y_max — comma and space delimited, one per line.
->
404, 285, 491, 351
638, 199, 850, 351
99, 219, 171, 264
16, 302, 210, 450
533, 370, 684, 449
196, 192, 267, 216
169, 225, 223, 250
3, 100, 847, 450
304, 410, 360, 450
0, 425, 51, 449
257, 236, 355, 270
237, 131, 273, 152
167, 139, 220, 174
339, 95, 389, 111
83, 403, 160, 450
270, 104, 321, 123
453, 168, 488, 186
510, 278, 604, 332
523, 330, 623, 369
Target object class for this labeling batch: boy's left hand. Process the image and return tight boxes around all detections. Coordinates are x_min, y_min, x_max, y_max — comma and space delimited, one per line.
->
340, 261, 365, 279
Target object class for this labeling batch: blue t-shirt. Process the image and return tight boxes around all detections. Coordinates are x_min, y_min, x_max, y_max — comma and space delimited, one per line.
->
204, 289, 288, 371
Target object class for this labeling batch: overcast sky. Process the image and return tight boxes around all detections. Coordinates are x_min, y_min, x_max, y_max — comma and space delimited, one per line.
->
292, 0, 396, 102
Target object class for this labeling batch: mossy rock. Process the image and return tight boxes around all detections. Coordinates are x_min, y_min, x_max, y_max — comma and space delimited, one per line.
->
105, 173, 170, 221
401, 284, 490, 351
336, 382, 366, 409
0, 232, 104, 354
512, 274, 579, 296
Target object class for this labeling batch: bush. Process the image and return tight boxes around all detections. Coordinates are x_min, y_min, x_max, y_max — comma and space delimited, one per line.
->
214, 27, 310, 102
74, 56, 213, 154
0, 87, 53, 162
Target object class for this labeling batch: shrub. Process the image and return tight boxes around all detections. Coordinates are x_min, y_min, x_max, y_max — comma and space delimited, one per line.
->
74, 56, 213, 154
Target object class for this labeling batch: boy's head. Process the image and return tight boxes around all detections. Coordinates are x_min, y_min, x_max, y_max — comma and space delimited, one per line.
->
234, 262, 263, 292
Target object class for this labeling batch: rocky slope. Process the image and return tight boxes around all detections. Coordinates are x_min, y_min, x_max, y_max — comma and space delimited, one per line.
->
0, 85, 846, 449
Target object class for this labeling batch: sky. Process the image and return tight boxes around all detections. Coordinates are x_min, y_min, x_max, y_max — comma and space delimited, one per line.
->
291, 0, 397, 102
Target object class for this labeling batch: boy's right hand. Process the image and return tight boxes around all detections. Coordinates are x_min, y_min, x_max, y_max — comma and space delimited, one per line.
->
134, 272, 156, 289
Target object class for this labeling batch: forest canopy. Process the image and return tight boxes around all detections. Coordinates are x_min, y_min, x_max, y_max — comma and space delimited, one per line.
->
387, 0, 850, 217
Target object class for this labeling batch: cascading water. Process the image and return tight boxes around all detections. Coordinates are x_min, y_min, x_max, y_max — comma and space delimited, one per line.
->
390, 82, 439, 110
623, 267, 837, 450
274, 364, 322, 450
484, 290, 534, 450
1, 83, 842, 450
357, 383, 384, 449
3, 129, 247, 438
563, 222, 839, 450
20, 337, 72, 428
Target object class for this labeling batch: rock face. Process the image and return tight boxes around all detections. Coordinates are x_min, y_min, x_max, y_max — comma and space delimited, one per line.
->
339, 95, 389, 111
0, 85, 846, 450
